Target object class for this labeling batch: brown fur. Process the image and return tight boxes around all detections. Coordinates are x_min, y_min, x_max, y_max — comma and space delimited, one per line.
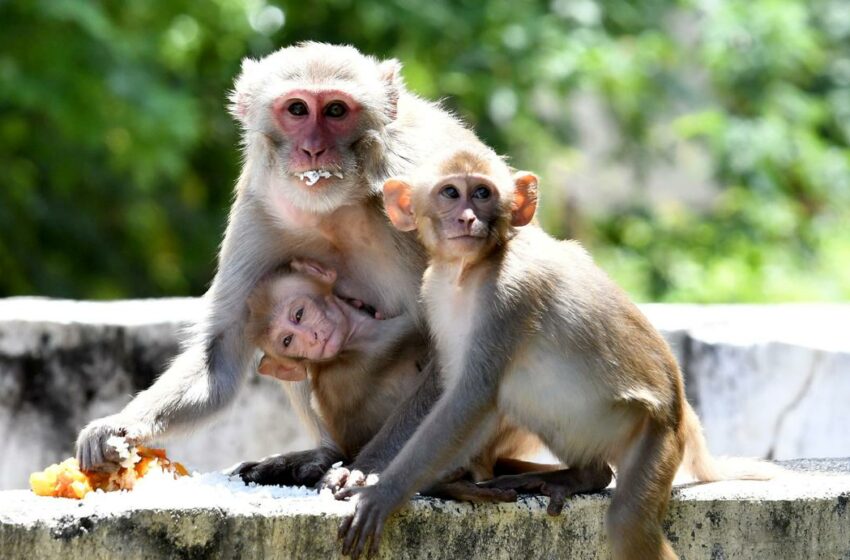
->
247, 267, 545, 478
339, 148, 774, 559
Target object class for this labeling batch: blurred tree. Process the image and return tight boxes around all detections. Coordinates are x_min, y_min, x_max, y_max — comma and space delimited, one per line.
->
0, 0, 847, 301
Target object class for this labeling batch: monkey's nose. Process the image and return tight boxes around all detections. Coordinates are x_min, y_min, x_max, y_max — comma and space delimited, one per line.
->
458, 209, 476, 230
301, 148, 327, 161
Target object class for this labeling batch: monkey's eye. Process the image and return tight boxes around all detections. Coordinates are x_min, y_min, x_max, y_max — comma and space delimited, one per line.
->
282, 335, 293, 348
294, 308, 303, 324
472, 185, 491, 199
440, 185, 460, 199
324, 102, 348, 118
287, 101, 308, 116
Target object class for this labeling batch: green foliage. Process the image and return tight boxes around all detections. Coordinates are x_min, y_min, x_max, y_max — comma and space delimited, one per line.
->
1, 0, 847, 301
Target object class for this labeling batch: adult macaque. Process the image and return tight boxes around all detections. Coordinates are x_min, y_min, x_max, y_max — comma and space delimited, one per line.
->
338, 146, 775, 560
241, 259, 568, 502
76, 42, 476, 483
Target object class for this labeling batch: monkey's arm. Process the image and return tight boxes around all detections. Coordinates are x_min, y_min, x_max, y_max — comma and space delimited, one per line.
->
338, 367, 501, 558
77, 195, 285, 470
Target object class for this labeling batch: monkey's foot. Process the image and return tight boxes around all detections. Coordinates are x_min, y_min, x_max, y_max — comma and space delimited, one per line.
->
234, 447, 343, 487
477, 464, 613, 515
423, 478, 517, 504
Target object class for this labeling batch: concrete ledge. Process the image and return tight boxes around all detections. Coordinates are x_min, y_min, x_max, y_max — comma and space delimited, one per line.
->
1, 459, 848, 560
1, 298, 849, 490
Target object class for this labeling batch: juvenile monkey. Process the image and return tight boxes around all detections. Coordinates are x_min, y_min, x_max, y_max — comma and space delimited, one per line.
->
338, 146, 773, 559
244, 260, 599, 503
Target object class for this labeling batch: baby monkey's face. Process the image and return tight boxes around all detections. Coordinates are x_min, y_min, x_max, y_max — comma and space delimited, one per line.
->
266, 276, 351, 362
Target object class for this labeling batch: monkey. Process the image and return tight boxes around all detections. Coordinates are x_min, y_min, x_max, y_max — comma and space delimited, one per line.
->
76, 43, 483, 485
242, 258, 603, 504
242, 258, 429, 459
337, 145, 776, 559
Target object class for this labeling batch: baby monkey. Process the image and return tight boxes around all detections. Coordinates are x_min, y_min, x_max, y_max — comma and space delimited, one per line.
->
246, 258, 392, 383
246, 259, 604, 503
337, 147, 773, 559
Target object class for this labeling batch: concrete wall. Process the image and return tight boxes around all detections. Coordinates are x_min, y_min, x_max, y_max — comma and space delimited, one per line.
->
2, 459, 849, 559
1, 298, 848, 490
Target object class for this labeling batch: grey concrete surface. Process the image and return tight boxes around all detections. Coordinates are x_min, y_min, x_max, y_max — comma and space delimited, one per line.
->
0, 459, 847, 560
1, 298, 849, 490
0, 297, 312, 491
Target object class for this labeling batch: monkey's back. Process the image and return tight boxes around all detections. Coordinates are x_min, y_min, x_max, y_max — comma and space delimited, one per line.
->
502, 226, 684, 425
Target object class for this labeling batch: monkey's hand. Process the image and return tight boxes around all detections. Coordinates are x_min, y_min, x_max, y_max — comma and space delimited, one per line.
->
320, 466, 380, 495
477, 464, 613, 516
76, 414, 152, 472
336, 482, 405, 559
234, 447, 343, 487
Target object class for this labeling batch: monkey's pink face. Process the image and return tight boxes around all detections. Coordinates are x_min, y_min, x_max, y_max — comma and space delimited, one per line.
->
267, 278, 352, 362
427, 175, 503, 257
273, 89, 362, 189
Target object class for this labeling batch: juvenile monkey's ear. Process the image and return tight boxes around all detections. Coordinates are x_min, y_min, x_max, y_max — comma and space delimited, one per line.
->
383, 179, 417, 231
258, 355, 308, 382
291, 258, 337, 286
511, 172, 539, 227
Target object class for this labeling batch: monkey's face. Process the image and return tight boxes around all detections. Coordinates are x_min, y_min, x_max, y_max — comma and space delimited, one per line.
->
265, 277, 352, 362
422, 174, 508, 260
273, 90, 360, 182
231, 44, 401, 215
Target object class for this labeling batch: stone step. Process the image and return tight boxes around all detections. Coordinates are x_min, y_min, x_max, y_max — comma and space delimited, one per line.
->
1, 459, 847, 560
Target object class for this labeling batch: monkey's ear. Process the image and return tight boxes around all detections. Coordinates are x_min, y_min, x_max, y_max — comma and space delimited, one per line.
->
258, 356, 308, 382
291, 258, 336, 286
379, 58, 403, 120
229, 57, 260, 124
511, 172, 539, 227
383, 179, 417, 231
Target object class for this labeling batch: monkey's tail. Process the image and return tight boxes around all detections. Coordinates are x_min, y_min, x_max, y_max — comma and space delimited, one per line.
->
681, 402, 780, 482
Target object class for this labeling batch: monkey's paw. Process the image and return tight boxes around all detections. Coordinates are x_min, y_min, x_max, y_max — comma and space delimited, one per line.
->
321, 466, 380, 495
337, 483, 401, 559
76, 414, 152, 472
235, 447, 342, 487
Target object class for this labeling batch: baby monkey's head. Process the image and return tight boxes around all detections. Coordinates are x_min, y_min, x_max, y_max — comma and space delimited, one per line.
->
382, 146, 538, 262
247, 259, 384, 381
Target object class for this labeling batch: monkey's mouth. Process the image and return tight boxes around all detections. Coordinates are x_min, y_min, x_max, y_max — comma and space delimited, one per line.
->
447, 234, 486, 241
294, 169, 344, 187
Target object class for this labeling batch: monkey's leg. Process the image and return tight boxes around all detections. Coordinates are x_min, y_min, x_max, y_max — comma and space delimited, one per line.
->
607, 419, 683, 560
421, 468, 517, 504
492, 457, 563, 475
479, 463, 613, 515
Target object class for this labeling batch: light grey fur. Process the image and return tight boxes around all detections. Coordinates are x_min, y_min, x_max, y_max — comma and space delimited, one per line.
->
76, 43, 476, 479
